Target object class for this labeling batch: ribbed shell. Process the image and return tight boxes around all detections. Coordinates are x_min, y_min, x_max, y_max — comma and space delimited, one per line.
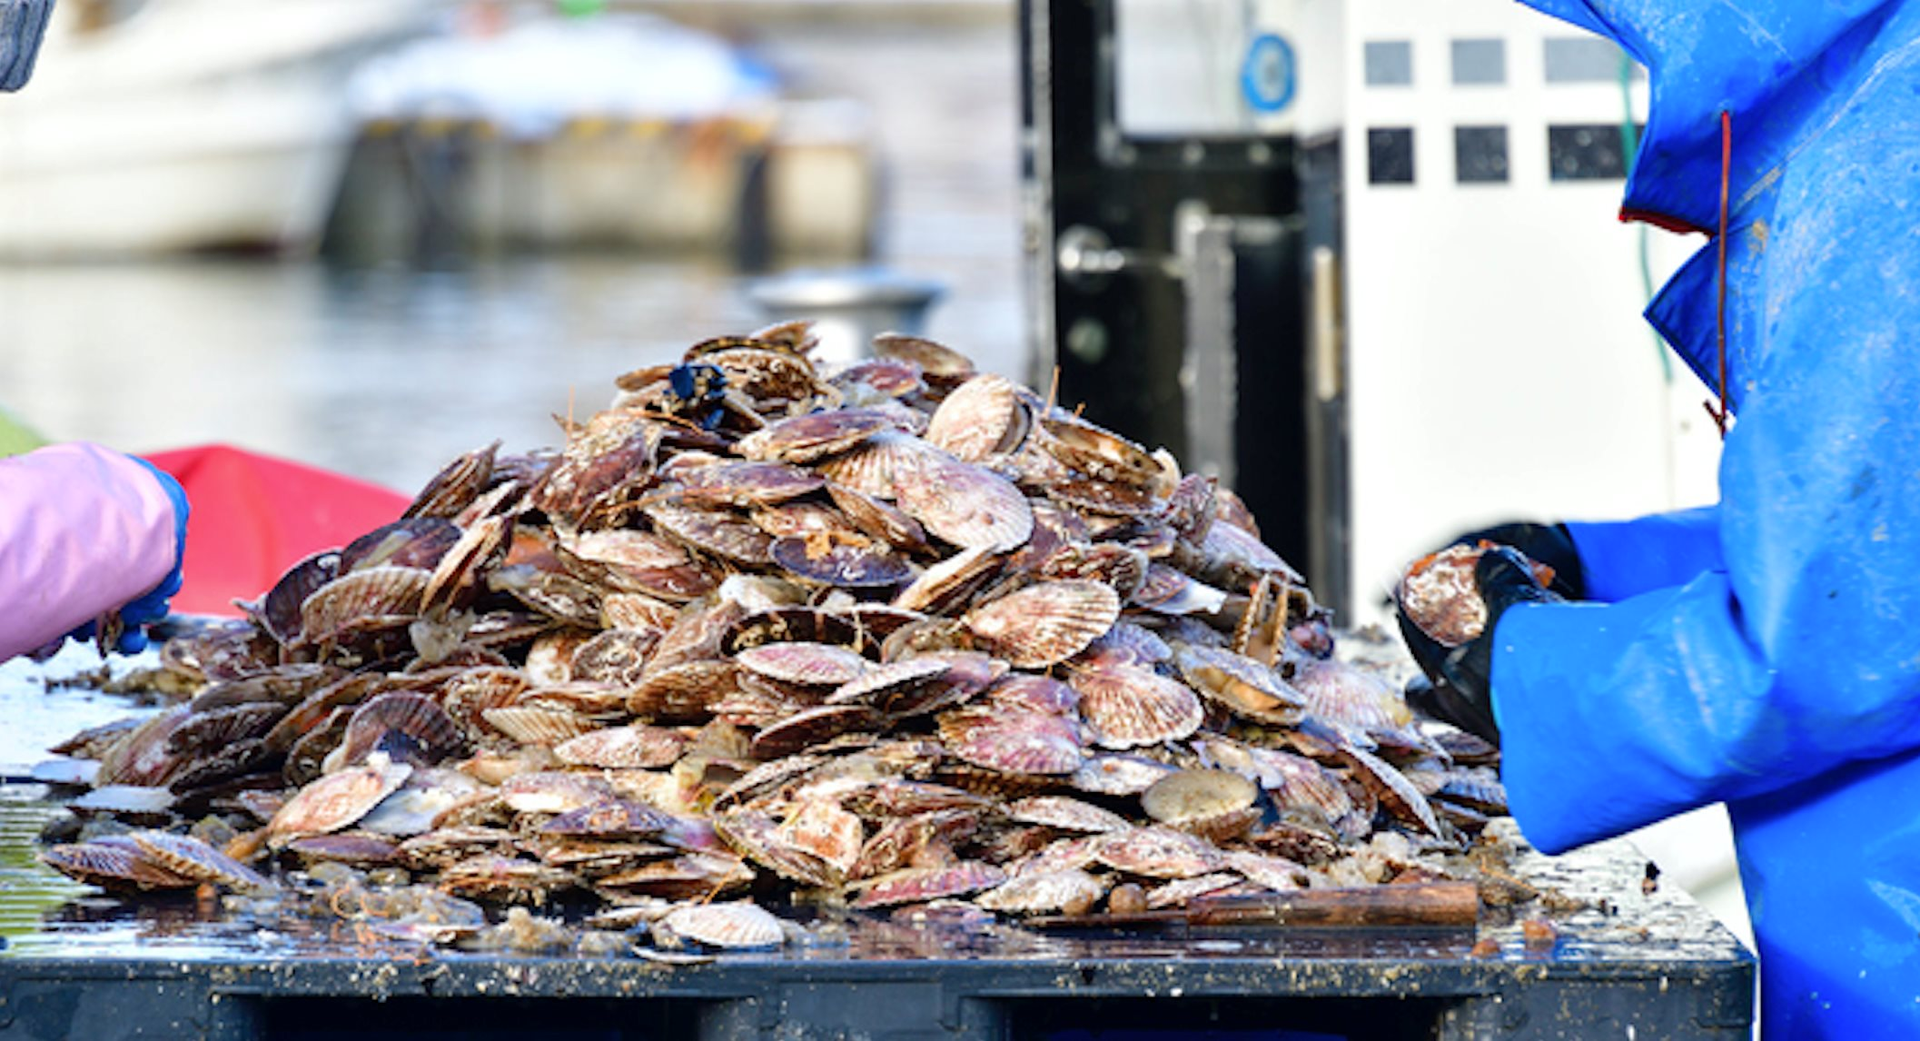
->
1006, 796, 1131, 833
644, 503, 774, 565
1068, 754, 1178, 796
824, 484, 930, 554
769, 535, 914, 588
749, 704, 883, 759
1290, 659, 1414, 732
662, 901, 785, 949
337, 692, 464, 767
627, 661, 742, 722
299, 566, 431, 645
1071, 665, 1203, 749
268, 757, 412, 846
40, 841, 196, 890
981, 674, 1079, 715
499, 772, 615, 815
977, 867, 1108, 916
283, 833, 404, 866
852, 809, 979, 879
260, 551, 341, 645
1038, 543, 1149, 599
128, 830, 273, 891
1092, 827, 1222, 879
1145, 872, 1239, 910
165, 702, 286, 755
1172, 645, 1305, 724
1036, 415, 1168, 493
964, 580, 1119, 668
936, 708, 1083, 775
671, 460, 826, 507
735, 641, 871, 687
602, 592, 682, 633
849, 861, 1006, 910
1220, 850, 1308, 892
892, 545, 1001, 615
96, 705, 193, 787
872, 332, 976, 380
555, 725, 689, 769
340, 517, 464, 574
482, 706, 597, 746
924, 373, 1024, 461
539, 798, 676, 838
894, 452, 1034, 552
735, 408, 901, 463
776, 798, 865, 878
1340, 746, 1442, 837
830, 357, 925, 401
815, 430, 929, 499
824, 656, 949, 706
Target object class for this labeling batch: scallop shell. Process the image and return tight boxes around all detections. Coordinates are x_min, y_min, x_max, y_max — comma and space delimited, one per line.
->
525, 629, 593, 685
404, 439, 499, 520
539, 798, 676, 838
1129, 564, 1230, 615
1339, 745, 1442, 837
425, 513, 515, 614
482, 705, 598, 746
769, 535, 914, 588
1165, 473, 1218, 543
749, 704, 883, 759
824, 484, 930, 554
1172, 644, 1305, 724
824, 656, 950, 706
1220, 850, 1309, 892
712, 810, 839, 888
669, 460, 826, 507
128, 830, 274, 892
439, 667, 532, 737
1077, 622, 1173, 671
644, 503, 774, 566
1202, 519, 1305, 585
1070, 664, 1203, 749
1069, 753, 1178, 796
815, 430, 930, 499
964, 580, 1119, 668
936, 707, 1083, 775
849, 861, 1006, 910
852, 809, 980, 879
340, 517, 464, 574
1290, 659, 1414, 732
95, 706, 193, 788
260, 550, 341, 645
165, 702, 286, 756
776, 798, 865, 878
40, 841, 196, 891
268, 755, 412, 847
1038, 543, 1149, 599
570, 628, 657, 686
334, 691, 465, 768
1141, 769, 1258, 827
565, 529, 716, 603
830, 357, 925, 401
298, 566, 432, 645
982, 674, 1079, 715
1043, 475, 1163, 518
735, 407, 902, 463
894, 451, 1034, 552
735, 641, 871, 687
661, 901, 785, 949
283, 833, 404, 866
1036, 415, 1168, 494
1092, 826, 1222, 879
500, 771, 615, 815
892, 545, 1002, 615
872, 332, 976, 381
627, 661, 742, 722
977, 867, 1109, 916
555, 725, 689, 769
924, 374, 1025, 461
1145, 872, 1240, 910
602, 592, 683, 632
1006, 796, 1132, 833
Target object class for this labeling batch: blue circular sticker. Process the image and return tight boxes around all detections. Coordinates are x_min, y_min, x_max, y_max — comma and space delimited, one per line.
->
1241, 33, 1296, 113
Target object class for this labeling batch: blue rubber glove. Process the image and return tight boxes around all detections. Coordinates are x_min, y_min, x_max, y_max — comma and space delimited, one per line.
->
63, 455, 189, 655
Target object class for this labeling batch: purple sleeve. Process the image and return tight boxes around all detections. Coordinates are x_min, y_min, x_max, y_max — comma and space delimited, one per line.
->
0, 443, 180, 660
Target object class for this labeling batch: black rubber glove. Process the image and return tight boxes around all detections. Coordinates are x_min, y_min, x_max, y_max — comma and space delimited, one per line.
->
1453, 521, 1585, 599
1398, 546, 1564, 745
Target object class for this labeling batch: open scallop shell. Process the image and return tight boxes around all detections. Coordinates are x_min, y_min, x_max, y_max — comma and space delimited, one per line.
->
661, 901, 785, 949
555, 725, 689, 769
964, 579, 1119, 668
1038, 543, 1149, 599
128, 830, 273, 892
872, 332, 975, 383
268, 755, 412, 847
824, 656, 950, 706
298, 566, 432, 646
259, 551, 341, 645
41, 841, 197, 891
334, 692, 465, 768
1070, 664, 1203, 749
892, 545, 1002, 615
1290, 659, 1414, 732
825, 484, 930, 555
1172, 644, 1305, 725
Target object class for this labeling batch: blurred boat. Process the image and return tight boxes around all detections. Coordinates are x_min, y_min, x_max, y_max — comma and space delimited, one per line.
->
0, 0, 444, 257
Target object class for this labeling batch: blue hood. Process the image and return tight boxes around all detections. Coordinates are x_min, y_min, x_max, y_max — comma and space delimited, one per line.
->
1520, 0, 1899, 230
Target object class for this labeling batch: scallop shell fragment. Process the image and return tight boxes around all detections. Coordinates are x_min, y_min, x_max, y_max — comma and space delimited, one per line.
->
964, 580, 1119, 669
660, 901, 785, 949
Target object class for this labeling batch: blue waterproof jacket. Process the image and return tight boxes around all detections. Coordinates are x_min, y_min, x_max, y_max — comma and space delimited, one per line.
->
1500, 2, 1920, 1036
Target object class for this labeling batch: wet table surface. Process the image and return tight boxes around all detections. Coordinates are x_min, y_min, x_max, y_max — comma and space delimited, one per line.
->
0, 650, 1755, 1039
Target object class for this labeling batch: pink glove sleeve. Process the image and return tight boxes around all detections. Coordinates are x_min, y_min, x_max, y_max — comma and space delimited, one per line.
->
0, 442, 180, 660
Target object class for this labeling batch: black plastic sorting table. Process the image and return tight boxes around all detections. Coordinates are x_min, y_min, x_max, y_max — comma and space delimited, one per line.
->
0, 658, 1755, 1041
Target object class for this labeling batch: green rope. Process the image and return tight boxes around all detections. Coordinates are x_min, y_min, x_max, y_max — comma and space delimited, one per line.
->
1620, 53, 1674, 384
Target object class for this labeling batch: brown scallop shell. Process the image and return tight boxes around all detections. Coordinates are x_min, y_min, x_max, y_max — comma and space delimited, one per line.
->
825, 483, 930, 555
128, 830, 274, 891
259, 550, 341, 645
964, 580, 1120, 668
643, 503, 774, 566
852, 809, 980, 879
830, 357, 925, 402
481, 706, 598, 746
567, 628, 656, 686
500, 771, 615, 815
936, 707, 1083, 775
340, 517, 464, 574
1005, 796, 1132, 834
1044, 475, 1164, 518
776, 798, 865, 878
283, 833, 404, 867
602, 592, 683, 633
268, 756, 412, 847
627, 661, 742, 722
555, 725, 689, 769
977, 867, 1108, 916
1069, 753, 1179, 796
563, 529, 716, 603
735, 641, 871, 687
1202, 519, 1305, 586
40, 841, 197, 891
298, 566, 432, 645
1092, 826, 1222, 879
662, 901, 786, 949
96, 705, 193, 787
165, 702, 286, 756
749, 704, 884, 759
892, 545, 1002, 615
1165, 474, 1218, 543
1071, 664, 1202, 749
824, 656, 950, 706
335, 691, 465, 768
735, 407, 903, 464
872, 333, 976, 381
849, 861, 1006, 910
982, 673, 1080, 715
769, 535, 914, 588
669, 460, 826, 507
1037, 415, 1168, 493
924, 373, 1025, 462
1145, 872, 1240, 910
814, 430, 930, 499
713, 809, 839, 887
1172, 644, 1305, 725
404, 440, 500, 519
1339, 745, 1443, 837
1290, 659, 1414, 732
439, 667, 532, 738
893, 452, 1034, 552
539, 798, 676, 838
1038, 543, 1149, 599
